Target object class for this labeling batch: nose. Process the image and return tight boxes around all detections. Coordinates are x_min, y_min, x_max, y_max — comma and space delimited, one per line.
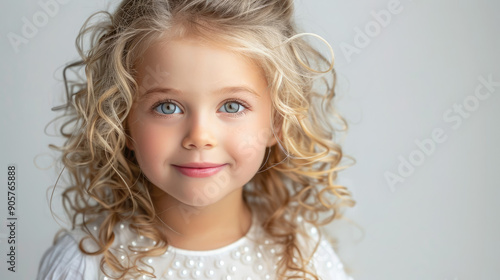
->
181, 116, 218, 150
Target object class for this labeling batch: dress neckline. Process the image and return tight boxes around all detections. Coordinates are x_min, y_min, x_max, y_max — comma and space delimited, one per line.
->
165, 211, 258, 256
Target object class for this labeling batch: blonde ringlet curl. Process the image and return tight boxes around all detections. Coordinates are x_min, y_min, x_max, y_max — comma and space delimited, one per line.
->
49, 0, 356, 279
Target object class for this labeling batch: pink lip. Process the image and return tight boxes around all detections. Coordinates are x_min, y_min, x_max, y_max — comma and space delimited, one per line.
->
172, 163, 227, 178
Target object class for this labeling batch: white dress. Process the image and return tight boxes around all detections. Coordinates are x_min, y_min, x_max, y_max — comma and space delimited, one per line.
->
37, 215, 353, 280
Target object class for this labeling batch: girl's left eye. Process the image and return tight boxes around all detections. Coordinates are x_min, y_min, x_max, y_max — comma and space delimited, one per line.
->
218, 101, 246, 114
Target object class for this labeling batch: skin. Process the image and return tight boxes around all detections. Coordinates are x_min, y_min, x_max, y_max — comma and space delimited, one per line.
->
126, 36, 278, 250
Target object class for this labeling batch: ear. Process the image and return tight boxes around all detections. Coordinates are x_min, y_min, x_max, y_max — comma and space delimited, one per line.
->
124, 120, 135, 151
266, 136, 277, 147
267, 112, 283, 147
126, 136, 135, 151
266, 123, 282, 147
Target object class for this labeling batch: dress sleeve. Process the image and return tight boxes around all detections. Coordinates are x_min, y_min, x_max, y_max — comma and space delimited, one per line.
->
314, 239, 354, 280
36, 233, 100, 280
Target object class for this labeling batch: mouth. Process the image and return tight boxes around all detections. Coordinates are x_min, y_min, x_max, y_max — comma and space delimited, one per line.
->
172, 163, 227, 178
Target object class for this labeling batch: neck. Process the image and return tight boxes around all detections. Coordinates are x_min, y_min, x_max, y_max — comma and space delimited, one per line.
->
151, 187, 253, 251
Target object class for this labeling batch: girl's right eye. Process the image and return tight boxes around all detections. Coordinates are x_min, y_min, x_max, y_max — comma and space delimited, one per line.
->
154, 102, 182, 115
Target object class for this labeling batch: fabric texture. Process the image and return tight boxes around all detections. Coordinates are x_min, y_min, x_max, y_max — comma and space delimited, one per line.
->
37, 214, 353, 280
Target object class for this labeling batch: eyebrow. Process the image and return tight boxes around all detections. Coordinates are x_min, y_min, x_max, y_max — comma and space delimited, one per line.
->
143, 86, 261, 99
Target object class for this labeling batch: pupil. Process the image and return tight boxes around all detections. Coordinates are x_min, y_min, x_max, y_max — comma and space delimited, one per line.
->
227, 102, 238, 112
163, 104, 174, 113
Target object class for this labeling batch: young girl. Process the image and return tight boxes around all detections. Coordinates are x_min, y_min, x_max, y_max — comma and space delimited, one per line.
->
37, 0, 355, 279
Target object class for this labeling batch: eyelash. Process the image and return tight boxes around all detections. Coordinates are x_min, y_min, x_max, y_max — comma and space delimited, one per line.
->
150, 99, 250, 118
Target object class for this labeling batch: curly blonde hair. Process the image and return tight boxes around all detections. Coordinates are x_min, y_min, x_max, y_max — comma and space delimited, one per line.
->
51, 0, 355, 279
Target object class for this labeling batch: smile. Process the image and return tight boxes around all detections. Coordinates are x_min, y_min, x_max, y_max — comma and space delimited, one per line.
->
172, 164, 227, 178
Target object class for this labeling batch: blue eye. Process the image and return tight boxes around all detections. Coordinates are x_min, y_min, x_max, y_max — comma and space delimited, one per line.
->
219, 101, 244, 114
154, 102, 181, 114
152, 100, 248, 117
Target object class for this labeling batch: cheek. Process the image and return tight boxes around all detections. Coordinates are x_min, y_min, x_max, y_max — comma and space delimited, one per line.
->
132, 124, 173, 169
231, 122, 271, 166
230, 132, 268, 184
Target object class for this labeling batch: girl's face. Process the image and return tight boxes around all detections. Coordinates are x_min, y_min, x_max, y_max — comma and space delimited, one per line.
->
127, 36, 278, 207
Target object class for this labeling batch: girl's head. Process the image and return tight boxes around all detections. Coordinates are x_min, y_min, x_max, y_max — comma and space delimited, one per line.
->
57, 0, 354, 278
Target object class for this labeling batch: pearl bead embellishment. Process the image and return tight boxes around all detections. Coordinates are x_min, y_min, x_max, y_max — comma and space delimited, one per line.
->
93, 216, 350, 280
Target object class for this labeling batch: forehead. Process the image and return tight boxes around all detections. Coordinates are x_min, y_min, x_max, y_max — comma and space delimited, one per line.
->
134, 36, 269, 96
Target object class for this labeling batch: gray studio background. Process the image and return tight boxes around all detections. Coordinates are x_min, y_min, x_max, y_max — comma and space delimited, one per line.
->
1, 0, 498, 279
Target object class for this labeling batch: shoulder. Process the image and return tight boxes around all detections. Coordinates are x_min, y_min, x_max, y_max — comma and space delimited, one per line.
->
296, 218, 354, 280
313, 239, 354, 280
36, 230, 101, 280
